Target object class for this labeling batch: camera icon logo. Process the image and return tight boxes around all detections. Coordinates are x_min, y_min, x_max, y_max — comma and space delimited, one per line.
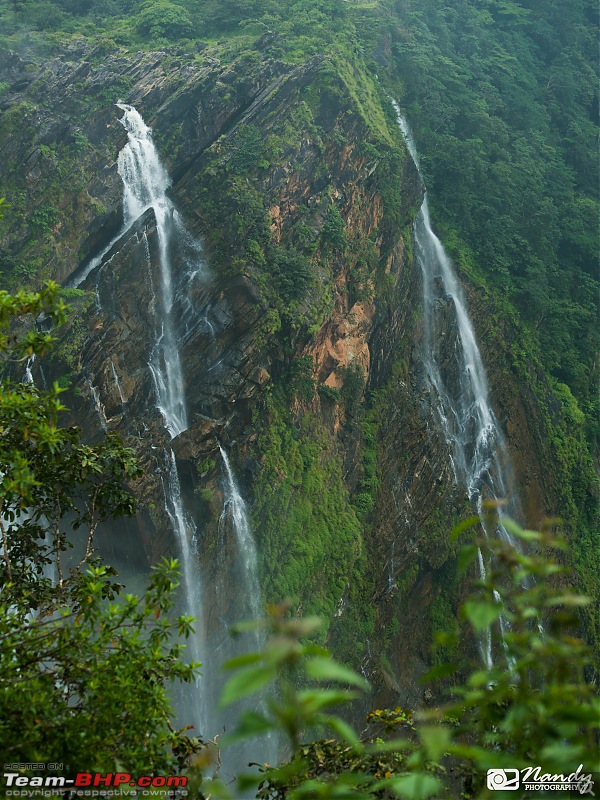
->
487, 769, 520, 791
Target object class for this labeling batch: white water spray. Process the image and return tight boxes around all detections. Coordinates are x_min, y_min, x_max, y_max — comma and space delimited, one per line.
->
23, 355, 35, 385
163, 450, 205, 686
87, 379, 108, 432
214, 445, 276, 772
111, 360, 126, 407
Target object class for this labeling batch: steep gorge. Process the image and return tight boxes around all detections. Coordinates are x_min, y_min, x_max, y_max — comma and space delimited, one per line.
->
0, 33, 594, 729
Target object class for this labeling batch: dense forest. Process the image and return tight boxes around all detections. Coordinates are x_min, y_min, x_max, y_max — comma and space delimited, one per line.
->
0, 0, 598, 796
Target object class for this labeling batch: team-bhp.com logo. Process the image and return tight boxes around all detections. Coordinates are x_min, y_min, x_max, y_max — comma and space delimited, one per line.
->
487, 765, 595, 795
4, 772, 187, 793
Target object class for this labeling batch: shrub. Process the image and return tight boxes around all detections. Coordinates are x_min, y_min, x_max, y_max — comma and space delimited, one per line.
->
137, 0, 194, 40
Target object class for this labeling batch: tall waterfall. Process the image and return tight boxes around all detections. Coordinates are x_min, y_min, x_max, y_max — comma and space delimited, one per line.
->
112, 104, 206, 725
76, 104, 271, 762
394, 102, 520, 666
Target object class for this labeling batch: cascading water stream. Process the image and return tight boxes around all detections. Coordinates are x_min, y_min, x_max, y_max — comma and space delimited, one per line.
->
76, 104, 273, 762
218, 446, 263, 643
213, 445, 276, 773
162, 450, 205, 694
393, 102, 522, 666
111, 361, 126, 407
116, 104, 189, 439
87, 379, 108, 432
23, 355, 35, 385
103, 104, 206, 727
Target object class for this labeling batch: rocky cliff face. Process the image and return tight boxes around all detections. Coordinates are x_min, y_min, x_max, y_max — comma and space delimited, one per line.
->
0, 38, 560, 711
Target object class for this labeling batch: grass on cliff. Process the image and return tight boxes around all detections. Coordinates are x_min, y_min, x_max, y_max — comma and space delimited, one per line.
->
251, 391, 363, 636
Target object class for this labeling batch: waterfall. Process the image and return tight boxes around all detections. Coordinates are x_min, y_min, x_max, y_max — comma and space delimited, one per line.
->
23, 355, 35, 385
210, 445, 276, 774
117, 104, 189, 438
393, 102, 521, 666
162, 449, 205, 716
87, 379, 108, 432
76, 103, 273, 763
103, 103, 206, 728
111, 360, 126, 407
218, 446, 263, 639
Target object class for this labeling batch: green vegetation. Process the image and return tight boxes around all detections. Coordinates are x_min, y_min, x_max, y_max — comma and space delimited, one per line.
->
0, 0, 597, 788
137, 0, 195, 40
0, 247, 597, 800
321, 205, 347, 253
0, 99, 108, 290
202, 515, 599, 799
0, 282, 198, 771
2, 0, 597, 406
384, 0, 598, 411
249, 356, 386, 666
251, 391, 362, 632
47, 290, 95, 375
0, 0, 356, 54
522, 362, 599, 656
373, 0, 599, 663
352, 411, 378, 517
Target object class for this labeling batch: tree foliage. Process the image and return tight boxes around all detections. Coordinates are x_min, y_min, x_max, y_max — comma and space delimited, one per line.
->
137, 0, 194, 40
1, 560, 196, 771
207, 514, 599, 799
0, 282, 141, 604
0, 278, 199, 772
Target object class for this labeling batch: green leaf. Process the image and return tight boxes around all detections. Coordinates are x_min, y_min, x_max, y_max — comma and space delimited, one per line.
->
495, 516, 535, 540
236, 773, 264, 791
457, 544, 479, 576
467, 670, 494, 688
372, 773, 441, 798
230, 619, 265, 636
222, 710, 274, 745
289, 616, 324, 637
319, 714, 362, 747
302, 643, 331, 657
462, 599, 503, 632
290, 775, 370, 798
297, 688, 358, 714
419, 725, 451, 762
450, 515, 480, 541
365, 738, 412, 755
223, 651, 262, 670
539, 742, 586, 764
545, 594, 591, 607
219, 664, 276, 708
305, 656, 370, 690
